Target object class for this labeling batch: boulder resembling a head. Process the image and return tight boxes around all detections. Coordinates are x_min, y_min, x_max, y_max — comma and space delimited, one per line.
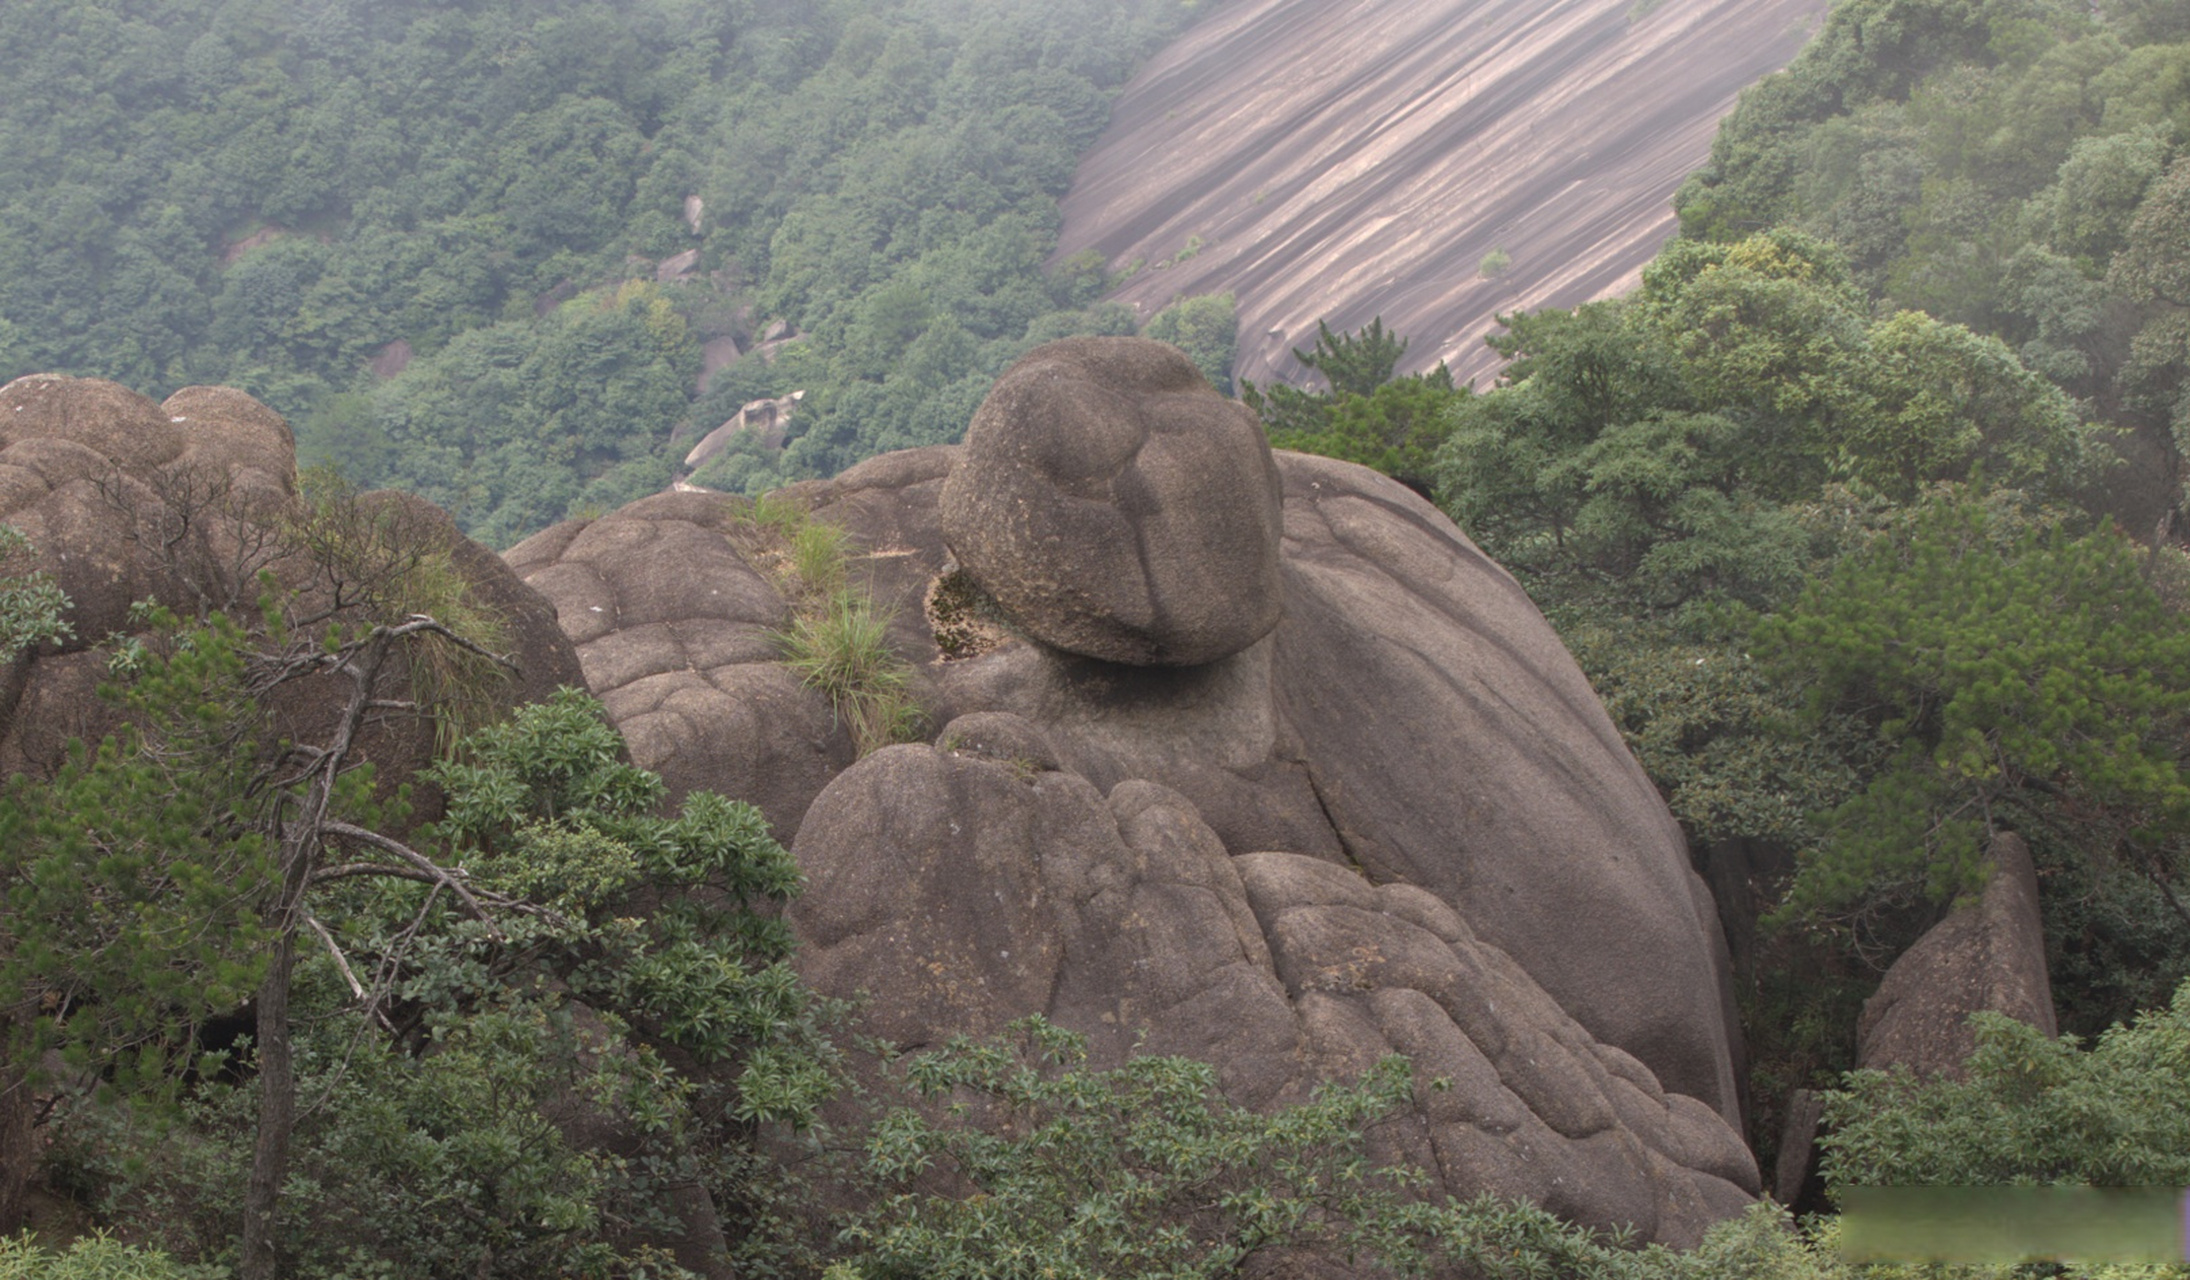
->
940, 338, 1283, 667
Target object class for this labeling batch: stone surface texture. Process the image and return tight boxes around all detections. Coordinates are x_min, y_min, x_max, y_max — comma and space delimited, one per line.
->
1052, 0, 1829, 389
497, 343, 1763, 1247
1856, 832, 2059, 1078
939, 338, 1283, 666
506, 489, 852, 842
1, 368, 1776, 1254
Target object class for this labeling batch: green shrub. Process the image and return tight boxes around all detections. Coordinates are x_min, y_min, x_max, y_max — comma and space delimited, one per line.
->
0, 1235, 221, 1280
1822, 979, 2190, 1189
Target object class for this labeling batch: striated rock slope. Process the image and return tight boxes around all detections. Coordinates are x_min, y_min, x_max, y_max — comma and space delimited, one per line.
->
1054, 0, 1827, 389
513, 340, 1760, 1248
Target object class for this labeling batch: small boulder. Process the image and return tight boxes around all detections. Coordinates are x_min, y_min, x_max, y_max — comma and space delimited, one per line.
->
939, 338, 1282, 666
1856, 832, 2058, 1078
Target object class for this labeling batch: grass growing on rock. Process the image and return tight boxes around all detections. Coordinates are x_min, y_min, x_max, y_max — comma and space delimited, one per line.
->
732, 495, 924, 757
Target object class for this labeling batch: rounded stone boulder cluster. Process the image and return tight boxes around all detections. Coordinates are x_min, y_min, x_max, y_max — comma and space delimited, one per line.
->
939, 337, 1283, 666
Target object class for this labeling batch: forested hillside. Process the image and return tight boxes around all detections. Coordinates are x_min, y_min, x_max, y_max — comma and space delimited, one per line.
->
0, 0, 1199, 544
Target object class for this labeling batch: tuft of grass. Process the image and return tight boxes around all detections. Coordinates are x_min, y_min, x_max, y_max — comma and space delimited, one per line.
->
1478, 246, 1512, 279
778, 593, 923, 757
788, 519, 849, 596
734, 495, 925, 757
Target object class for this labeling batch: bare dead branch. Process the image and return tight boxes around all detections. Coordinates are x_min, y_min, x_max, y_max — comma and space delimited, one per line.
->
319, 822, 507, 942
302, 913, 394, 1033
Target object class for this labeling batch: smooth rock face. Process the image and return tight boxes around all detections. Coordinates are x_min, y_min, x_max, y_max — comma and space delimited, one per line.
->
1267, 452, 1743, 1115
922, 452, 1742, 1125
791, 743, 1758, 1248
939, 338, 1283, 666
1857, 832, 2058, 1078
1053, 0, 1828, 389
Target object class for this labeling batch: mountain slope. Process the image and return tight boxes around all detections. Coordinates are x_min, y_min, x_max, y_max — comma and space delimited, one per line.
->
1055, 0, 1828, 389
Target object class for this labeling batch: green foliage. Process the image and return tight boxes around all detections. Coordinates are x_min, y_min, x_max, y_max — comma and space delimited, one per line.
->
1141, 293, 1237, 394
0, 1235, 219, 1280
834, 1019, 1442, 1279
1846, 308, 2089, 501
0, 527, 70, 662
830, 1019, 1960, 1280
1672, 0, 2189, 523
1245, 320, 1464, 493
59, 985, 706, 1280
427, 687, 818, 1095
1257, 370, 1464, 494
1556, 606, 1869, 850
732, 499, 924, 759
45, 685, 829, 1277
1294, 317, 1410, 397
0, 609, 276, 1099
1757, 490, 2190, 921
1822, 977, 2190, 1188
778, 595, 924, 759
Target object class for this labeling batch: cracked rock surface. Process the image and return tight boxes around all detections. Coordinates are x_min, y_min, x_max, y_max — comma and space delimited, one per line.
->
0, 374, 579, 817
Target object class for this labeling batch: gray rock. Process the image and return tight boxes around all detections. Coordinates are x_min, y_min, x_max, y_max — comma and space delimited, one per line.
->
939, 338, 1283, 666
526, 421, 1761, 1245
922, 451, 1743, 1125
506, 490, 848, 841
1857, 832, 2058, 1078
1266, 452, 1743, 1121
791, 748, 1759, 1247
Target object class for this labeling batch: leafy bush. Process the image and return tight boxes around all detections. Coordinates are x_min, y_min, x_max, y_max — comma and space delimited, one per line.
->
1142, 293, 1238, 394
0, 527, 70, 661
0, 1235, 220, 1280
825, 1018, 1923, 1280
1245, 319, 1464, 494
1757, 490, 2190, 923
1823, 978, 2190, 1189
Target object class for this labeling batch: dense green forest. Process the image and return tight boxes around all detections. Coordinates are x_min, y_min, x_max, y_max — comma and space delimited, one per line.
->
0, 0, 1219, 545
9, 0, 2190, 1274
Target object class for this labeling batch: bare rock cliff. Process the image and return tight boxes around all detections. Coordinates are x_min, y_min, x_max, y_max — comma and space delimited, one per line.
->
1055, 0, 1828, 389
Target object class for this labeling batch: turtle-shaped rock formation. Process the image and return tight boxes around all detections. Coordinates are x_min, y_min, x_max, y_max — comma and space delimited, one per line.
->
511, 338, 1759, 1249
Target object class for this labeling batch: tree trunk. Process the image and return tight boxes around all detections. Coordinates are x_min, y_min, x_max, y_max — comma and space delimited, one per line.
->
239, 927, 296, 1280
0, 1043, 33, 1237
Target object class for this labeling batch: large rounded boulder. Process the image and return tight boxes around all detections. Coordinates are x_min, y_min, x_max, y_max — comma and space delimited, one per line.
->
939, 338, 1283, 666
